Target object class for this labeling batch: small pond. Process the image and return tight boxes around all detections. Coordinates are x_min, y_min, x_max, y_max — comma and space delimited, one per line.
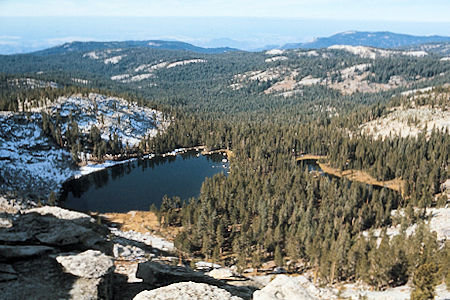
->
60, 151, 228, 213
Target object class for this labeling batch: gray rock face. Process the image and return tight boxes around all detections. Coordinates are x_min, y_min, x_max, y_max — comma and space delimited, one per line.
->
0, 209, 114, 300
56, 250, 114, 279
133, 282, 243, 300
0, 210, 111, 254
0, 214, 13, 228
137, 261, 204, 286
0, 245, 54, 260
26, 206, 94, 225
56, 250, 115, 300
137, 261, 255, 299
0, 263, 17, 282
253, 275, 317, 300
207, 268, 238, 280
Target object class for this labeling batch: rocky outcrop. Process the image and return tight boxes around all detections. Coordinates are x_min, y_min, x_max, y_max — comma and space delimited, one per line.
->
133, 282, 243, 300
253, 275, 318, 300
0, 206, 114, 300
26, 206, 95, 224
0, 245, 54, 260
207, 268, 239, 280
137, 260, 208, 285
0, 208, 111, 254
0, 263, 18, 282
136, 261, 256, 299
56, 250, 114, 279
56, 250, 115, 300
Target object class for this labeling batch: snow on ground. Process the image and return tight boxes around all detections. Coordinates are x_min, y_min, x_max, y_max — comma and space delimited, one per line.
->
7, 78, 59, 89
83, 51, 100, 59
134, 62, 169, 72
77, 158, 137, 178
123, 73, 154, 83
71, 78, 90, 85
265, 49, 284, 55
402, 50, 428, 57
44, 93, 166, 147
83, 49, 123, 61
441, 57, 450, 61
265, 56, 288, 63
104, 55, 125, 64
297, 50, 319, 57
111, 74, 130, 81
328, 45, 428, 59
0, 112, 77, 199
329, 45, 392, 59
363, 207, 450, 243
0, 93, 168, 200
166, 59, 206, 68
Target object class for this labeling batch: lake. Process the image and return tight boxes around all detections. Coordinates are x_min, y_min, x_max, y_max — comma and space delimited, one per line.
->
60, 151, 228, 213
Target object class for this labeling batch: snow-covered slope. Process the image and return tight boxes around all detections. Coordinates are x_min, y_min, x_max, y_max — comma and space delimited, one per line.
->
1, 93, 168, 201
0, 112, 77, 200
328, 45, 428, 59
41, 93, 166, 147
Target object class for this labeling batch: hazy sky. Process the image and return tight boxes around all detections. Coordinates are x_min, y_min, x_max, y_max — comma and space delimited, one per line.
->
1, 0, 449, 22
0, 1, 449, 54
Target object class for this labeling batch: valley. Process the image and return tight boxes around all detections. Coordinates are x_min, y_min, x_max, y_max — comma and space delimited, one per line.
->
0, 31, 449, 300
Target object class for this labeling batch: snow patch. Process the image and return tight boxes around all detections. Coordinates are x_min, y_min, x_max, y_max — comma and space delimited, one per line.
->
402, 50, 428, 57
83, 51, 100, 59
265, 49, 284, 55
111, 74, 130, 81
265, 56, 288, 63
328, 45, 428, 59
0, 113, 78, 199
42, 93, 166, 147
297, 75, 322, 86
166, 59, 206, 68
104, 55, 125, 64
297, 50, 319, 57
123, 73, 154, 82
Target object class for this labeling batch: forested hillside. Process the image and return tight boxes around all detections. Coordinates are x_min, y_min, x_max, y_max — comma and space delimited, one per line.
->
0, 41, 449, 296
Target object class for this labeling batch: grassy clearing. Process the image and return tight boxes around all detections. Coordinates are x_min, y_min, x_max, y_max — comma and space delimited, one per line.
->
296, 155, 405, 194
318, 162, 405, 193
100, 211, 182, 240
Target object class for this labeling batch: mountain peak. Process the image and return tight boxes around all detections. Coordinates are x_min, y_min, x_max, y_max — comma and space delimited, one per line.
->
281, 31, 450, 50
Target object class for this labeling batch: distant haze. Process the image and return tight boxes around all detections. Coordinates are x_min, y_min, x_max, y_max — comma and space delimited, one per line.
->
1, 17, 450, 54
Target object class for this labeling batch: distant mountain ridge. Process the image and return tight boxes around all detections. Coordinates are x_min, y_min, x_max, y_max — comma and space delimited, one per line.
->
281, 31, 450, 50
14, 31, 450, 56
32, 40, 239, 55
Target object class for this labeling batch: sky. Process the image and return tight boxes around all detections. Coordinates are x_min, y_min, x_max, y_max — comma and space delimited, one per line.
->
0, 0, 449, 54
1, 0, 450, 22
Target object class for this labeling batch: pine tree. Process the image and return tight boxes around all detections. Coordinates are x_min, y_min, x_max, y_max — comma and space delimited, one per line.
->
274, 245, 283, 267
411, 262, 438, 300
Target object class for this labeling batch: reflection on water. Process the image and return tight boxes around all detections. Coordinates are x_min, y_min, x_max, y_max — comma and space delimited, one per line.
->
60, 151, 228, 213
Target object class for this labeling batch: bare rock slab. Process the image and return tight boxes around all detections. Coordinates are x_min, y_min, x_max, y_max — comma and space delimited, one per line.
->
133, 282, 243, 300
253, 275, 317, 300
56, 250, 114, 279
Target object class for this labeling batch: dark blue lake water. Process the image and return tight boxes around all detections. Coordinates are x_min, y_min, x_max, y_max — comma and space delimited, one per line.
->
60, 151, 228, 213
